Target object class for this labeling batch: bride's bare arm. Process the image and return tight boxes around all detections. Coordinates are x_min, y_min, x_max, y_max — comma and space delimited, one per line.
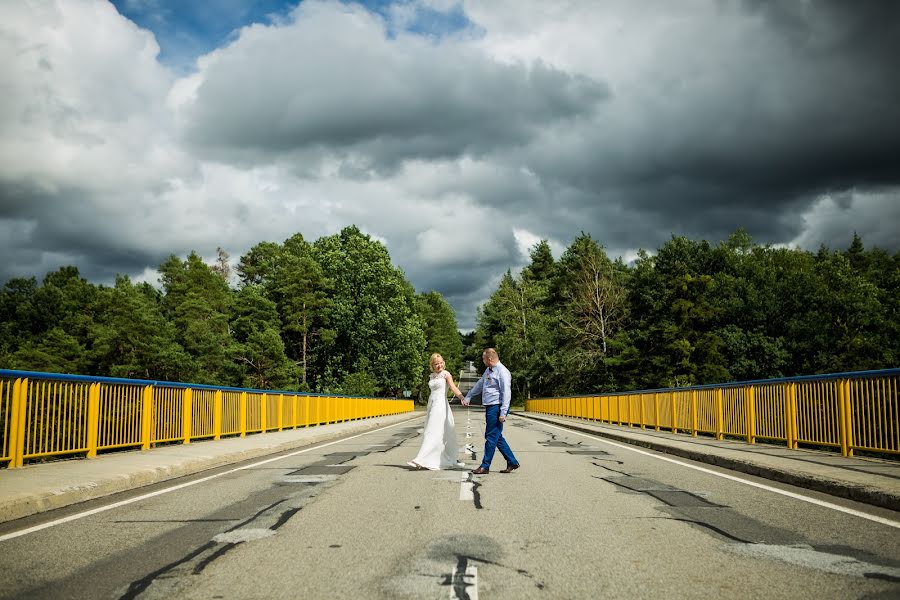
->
444, 372, 465, 403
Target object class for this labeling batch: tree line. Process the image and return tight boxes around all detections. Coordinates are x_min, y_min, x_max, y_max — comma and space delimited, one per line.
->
2, 227, 896, 402
472, 230, 899, 400
0, 226, 461, 398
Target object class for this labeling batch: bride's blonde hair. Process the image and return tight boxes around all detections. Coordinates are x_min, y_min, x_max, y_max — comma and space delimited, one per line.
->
429, 353, 444, 372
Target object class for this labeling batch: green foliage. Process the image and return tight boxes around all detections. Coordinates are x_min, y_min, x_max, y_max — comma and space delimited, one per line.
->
553, 234, 630, 394
472, 230, 899, 401
477, 256, 557, 400
418, 291, 464, 375
159, 252, 235, 384
88, 277, 189, 380
229, 285, 300, 390
312, 226, 426, 396
6, 327, 84, 374
2, 227, 895, 405
333, 371, 378, 397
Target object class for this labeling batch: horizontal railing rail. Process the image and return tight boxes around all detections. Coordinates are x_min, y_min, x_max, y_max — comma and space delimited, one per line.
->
524, 369, 900, 457
0, 369, 413, 468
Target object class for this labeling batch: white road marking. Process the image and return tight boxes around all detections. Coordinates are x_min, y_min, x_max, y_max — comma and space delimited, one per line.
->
213, 528, 276, 544
449, 564, 478, 599
278, 475, 337, 484
725, 543, 900, 578
539, 420, 900, 529
0, 418, 418, 542
459, 472, 474, 502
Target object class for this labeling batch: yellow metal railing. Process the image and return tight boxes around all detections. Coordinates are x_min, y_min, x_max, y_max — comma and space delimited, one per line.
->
0, 369, 413, 468
525, 369, 900, 457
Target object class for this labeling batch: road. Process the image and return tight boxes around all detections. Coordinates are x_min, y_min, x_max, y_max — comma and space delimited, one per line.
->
1, 407, 898, 599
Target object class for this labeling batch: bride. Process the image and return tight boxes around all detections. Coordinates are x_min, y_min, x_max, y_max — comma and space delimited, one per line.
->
408, 353, 466, 470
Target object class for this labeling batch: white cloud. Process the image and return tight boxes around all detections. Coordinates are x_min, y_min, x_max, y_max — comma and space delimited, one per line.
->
0, 0, 178, 191
1, 0, 898, 333
791, 189, 900, 251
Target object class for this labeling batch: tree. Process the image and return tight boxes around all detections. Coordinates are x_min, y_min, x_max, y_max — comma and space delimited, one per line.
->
418, 291, 463, 374
555, 235, 630, 392
236, 241, 284, 287
0, 267, 98, 373
237, 234, 333, 389
88, 277, 189, 380
627, 236, 728, 387
560, 238, 628, 359
229, 285, 300, 389
417, 291, 463, 400
312, 226, 426, 395
272, 234, 332, 388
211, 247, 232, 282
711, 233, 790, 381
6, 327, 84, 374
521, 240, 556, 283
158, 252, 235, 385
477, 271, 553, 399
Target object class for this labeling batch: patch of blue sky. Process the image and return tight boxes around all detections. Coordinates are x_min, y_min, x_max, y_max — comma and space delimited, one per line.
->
109, 0, 479, 72
109, 0, 298, 72
354, 0, 479, 40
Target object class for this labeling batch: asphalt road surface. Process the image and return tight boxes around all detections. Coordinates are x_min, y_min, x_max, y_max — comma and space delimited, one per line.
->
1, 407, 898, 599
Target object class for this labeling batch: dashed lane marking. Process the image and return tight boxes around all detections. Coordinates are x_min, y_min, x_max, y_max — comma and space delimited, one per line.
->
459, 472, 474, 502
450, 564, 478, 599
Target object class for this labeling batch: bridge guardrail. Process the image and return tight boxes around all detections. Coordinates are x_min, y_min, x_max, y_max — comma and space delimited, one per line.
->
525, 369, 899, 457
0, 369, 413, 468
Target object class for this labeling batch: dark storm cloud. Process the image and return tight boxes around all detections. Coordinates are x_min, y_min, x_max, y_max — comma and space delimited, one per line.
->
0, 182, 170, 285
502, 0, 900, 252
179, 4, 609, 171
3, 0, 899, 333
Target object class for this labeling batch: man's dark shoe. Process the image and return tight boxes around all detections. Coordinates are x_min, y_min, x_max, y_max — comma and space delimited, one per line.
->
499, 463, 520, 473
471, 467, 489, 474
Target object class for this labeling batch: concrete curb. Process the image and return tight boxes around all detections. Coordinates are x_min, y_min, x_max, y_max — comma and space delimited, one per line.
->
518, 412, 900, 512
0, 414, 420, 524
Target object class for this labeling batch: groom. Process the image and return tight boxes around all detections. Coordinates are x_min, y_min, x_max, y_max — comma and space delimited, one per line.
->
462, 348, 520, 474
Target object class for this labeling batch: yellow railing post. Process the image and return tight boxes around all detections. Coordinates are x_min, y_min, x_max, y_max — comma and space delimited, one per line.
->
141, 385, 153, 450
261, 393, 268, 433
654, 392, 660, 431
213, 390, 223, 440
182, 388, 193, 444
304, 396, 311, 427
746, 385, 756, 444
87, 382, 100, 458
278, 393, 284, 431
9, 378, 27, 468
838, 379, 853, 457
639, 394, 645, 429
239, 391, 247, 436
716, 388, 724, 440
785, 382, 796, 449
691, 389, 698, 436
671, 392, 677, 434
844, 380, 855, 457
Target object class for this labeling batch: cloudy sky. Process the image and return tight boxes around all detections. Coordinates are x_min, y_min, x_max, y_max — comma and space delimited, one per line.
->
2, 0, 898, 330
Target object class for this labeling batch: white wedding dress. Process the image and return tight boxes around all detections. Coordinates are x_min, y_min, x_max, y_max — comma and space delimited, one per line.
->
409, 370, 460, 470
